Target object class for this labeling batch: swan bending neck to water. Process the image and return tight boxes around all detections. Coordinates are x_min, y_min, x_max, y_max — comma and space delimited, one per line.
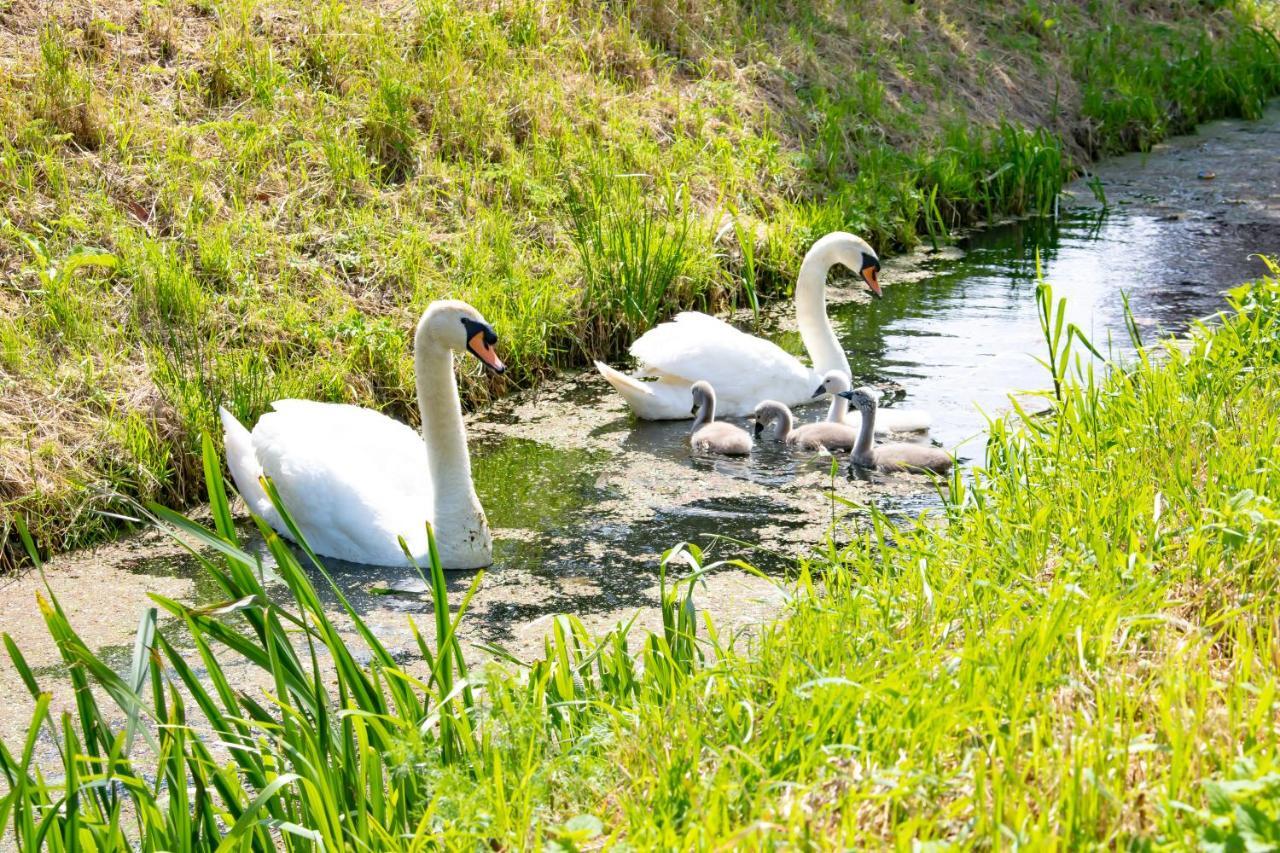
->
220, 300, 505, 568
838, 387, 953, 475
594, 232, 883, 419
690, 381, 752, 455
750, 399, 858, 452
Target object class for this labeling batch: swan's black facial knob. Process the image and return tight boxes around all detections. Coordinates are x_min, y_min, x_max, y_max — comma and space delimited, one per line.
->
461, 317, 505, 373
860, 254, 882, 299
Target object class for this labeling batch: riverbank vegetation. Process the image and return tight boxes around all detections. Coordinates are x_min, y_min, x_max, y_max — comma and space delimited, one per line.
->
5, 263, 1279, 846
2, 0, 1279, 568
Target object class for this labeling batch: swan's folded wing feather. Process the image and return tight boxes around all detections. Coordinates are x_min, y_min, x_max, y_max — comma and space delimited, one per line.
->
627, 312, 812, 410
252, 401, 432, 555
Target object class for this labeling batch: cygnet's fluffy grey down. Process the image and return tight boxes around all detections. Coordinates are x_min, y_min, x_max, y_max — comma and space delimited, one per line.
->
750, 400, 858, 452
838, 387, 953, 474
814, 370, 854, 423
689, 381, 752, 456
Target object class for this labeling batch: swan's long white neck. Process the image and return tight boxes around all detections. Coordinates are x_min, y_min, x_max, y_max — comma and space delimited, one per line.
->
414, 336, 483, 532
795, 237, 854, 379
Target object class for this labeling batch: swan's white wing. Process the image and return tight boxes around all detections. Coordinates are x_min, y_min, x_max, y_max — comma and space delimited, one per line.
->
628, 312, 813, 414
251, 400, 432, 563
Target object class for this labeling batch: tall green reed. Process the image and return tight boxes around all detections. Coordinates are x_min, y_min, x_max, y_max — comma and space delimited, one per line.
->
566, 172, 697, 354
0, 435, 735, 848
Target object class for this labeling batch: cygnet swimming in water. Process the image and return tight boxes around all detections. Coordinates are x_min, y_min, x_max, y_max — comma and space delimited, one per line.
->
749, 400, 858, 452
815, 370, 930, 434
837, 387, 953, 474
689, 381, 752, 456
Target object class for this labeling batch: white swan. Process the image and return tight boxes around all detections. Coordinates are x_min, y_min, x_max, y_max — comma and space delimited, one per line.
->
219, 300, 505, 569
593, 232, 931, 432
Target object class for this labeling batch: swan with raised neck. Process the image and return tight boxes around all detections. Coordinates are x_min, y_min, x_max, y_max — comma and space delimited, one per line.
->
220, 299, 505, 568
795, 232, 881, 380
413, 301, 496, 566
593, 232, 882, 419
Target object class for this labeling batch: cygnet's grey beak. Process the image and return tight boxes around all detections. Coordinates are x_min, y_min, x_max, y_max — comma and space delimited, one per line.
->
753, 421, 764, 437
836, 390, 855, 400
812, 384, 826, 398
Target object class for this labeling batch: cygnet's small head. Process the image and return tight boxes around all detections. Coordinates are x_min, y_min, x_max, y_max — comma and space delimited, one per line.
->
417, 300, 505, 373
836, 386, 879, 412
812, 369, 854, 399
689, 380, 714, 414
748, 401, 778, 437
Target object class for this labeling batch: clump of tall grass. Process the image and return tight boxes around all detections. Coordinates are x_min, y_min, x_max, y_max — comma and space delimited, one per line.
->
360, 69, 418, 184
0, 435, 736, 847
1076, 22, 1280, 155
31, 24, 106, 150
916, 122, 1069, 231
567, 173, 705, 354
15, 232, 118, 350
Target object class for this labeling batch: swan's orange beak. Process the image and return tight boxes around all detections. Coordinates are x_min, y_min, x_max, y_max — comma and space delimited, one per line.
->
862, 266, 883, 299
467, 331, 506, 374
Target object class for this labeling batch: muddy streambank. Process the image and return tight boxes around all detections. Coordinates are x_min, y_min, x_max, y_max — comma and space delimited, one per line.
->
2, 104, 1279, 758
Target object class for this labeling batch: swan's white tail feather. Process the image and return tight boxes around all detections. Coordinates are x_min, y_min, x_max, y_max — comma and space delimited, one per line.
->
219, 406, 272, 516
594, 361, 697, 420
594, 361, 667, 420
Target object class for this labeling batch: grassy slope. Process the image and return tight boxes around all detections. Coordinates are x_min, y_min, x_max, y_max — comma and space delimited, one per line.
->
1, 0, 1279, 567
6, 266, 1279, 848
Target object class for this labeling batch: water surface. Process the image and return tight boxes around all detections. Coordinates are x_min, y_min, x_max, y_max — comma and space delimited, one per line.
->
120, 200, 1278, 653
8, 105, 1277, 666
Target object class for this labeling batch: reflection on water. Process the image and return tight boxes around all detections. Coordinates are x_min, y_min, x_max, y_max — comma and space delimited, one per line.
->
841, 211, 1274, 455
120, 209, 1275, 646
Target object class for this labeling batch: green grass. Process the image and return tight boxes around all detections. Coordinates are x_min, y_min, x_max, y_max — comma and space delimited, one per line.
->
4, 262, 1280, 847
2, 0, 1279, 568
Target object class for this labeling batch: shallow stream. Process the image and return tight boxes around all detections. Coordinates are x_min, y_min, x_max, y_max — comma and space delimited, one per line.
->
1, 105, 1277, 743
